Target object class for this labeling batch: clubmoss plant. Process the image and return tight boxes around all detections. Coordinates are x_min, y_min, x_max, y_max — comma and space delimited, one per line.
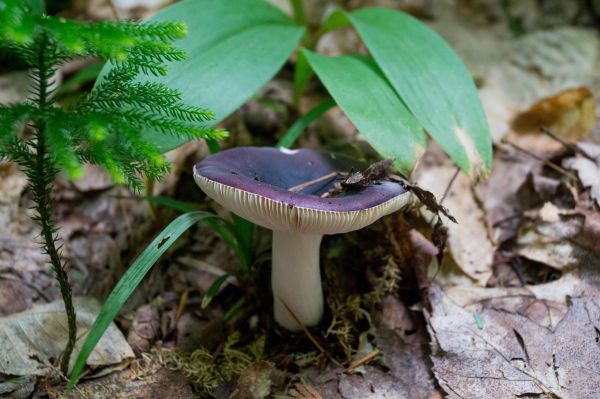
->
0, 0, 225, 374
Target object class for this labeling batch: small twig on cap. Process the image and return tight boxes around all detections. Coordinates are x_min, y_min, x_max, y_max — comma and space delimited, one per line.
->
288, 171, 339, 193
345, 349, 382, 372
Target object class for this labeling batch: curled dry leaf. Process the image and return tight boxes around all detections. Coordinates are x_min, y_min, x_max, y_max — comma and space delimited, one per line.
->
0, 297, 133, 378
508, 87, 596, 152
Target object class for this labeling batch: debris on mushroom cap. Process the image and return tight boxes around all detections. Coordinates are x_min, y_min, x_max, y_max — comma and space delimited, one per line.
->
193, 147, 412, 234
322, 158, 395, 198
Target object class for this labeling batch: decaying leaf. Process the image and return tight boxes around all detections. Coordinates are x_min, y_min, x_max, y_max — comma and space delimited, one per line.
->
476, 28, 600, 143
0, 297, 133, 378
509, 87, 596, 152
230, 361, 282, 399
427, 286, 600, 399
55, 368, 193, 399
516, 212, 584, 270
127, 304, 160, 354
305, 324, 439, 399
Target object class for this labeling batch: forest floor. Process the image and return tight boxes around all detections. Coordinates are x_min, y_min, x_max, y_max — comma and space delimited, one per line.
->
1, 0, 600, 398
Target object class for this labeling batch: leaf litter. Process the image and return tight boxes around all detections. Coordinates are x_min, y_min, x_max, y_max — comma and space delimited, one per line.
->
422, 139, 600, 398
4, 1, 600, 398
0, 297, 133, 386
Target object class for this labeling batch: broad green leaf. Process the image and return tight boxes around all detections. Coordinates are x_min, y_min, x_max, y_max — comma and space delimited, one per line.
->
303, 50, 425, 174
137, 0, 304, 152
277, 99, 335, 149
348, 8, 492, 178
68, 211, 219, 390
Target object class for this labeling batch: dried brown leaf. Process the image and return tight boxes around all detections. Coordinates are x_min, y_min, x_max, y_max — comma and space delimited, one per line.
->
0, 297, 133, 378
230, 361, 280, 399
427, 286, 600, 399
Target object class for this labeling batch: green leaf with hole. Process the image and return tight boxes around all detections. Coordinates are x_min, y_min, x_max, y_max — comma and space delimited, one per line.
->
68, 211, 220, 390
123, 195, 252, 272
303, 50, 425, 174
348, 8, 492, 178
127, 0, 304, 152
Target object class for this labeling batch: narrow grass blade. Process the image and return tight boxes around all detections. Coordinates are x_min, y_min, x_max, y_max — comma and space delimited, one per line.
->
277, 99, 336, 149
128, 195, 201, 213
67, 211, 219, 390
123, 195, 249, 270
206, 138, 220, 154
201, 274, 230, 308
293, 50, 313, 106
231, 213, 254, 274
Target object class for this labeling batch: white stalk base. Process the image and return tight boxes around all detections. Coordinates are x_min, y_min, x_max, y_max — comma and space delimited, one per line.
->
272, 231, 323, 331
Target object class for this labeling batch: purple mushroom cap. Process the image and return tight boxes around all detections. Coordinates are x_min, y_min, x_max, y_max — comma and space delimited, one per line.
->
194, 147, 407, 212
194, 147, 411, 234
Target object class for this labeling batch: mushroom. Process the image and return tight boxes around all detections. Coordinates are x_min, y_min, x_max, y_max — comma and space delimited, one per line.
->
193, 147, 411, 331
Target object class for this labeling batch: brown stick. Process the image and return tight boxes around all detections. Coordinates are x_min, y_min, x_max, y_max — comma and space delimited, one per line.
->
287, 171, 339, 193
345, 349, 382, 372
277, 296, 326, 354
500, 138, 578, 181
440, 166, 460, 205
540, 126, 595, 161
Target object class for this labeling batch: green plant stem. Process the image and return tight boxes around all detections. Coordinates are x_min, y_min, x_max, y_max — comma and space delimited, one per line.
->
32, 35, 77, 376
277, 99, 335, 149
289, 0, 306, 26
144, 176, 158, 220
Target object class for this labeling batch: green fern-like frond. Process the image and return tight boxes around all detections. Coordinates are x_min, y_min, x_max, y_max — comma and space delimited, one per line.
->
0, 0, 226, 189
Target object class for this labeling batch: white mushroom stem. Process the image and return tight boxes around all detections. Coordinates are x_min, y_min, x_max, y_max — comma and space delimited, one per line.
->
272, 231, 324, 331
